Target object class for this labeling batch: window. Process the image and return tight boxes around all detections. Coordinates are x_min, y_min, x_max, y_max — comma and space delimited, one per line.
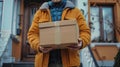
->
12, 0, 20, 35
30, 6, 39, 25
29, 3, 39, 25
0, 0, 3, 32
16, 0, 20, 35
90, 6, 115, 42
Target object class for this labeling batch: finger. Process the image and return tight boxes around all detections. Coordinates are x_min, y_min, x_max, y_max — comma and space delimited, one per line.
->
67, 45, 82, 50
42, 51, 48, 53
73, 47, 81, 50
43, 48, 52, 51
78, 41, 82, 47
67, 45, 78, 48
42, 48, 53, 53
40, 46, 44, 50
78, 38, 82, 42
67, 47, 76, 50
44, 47, 52, 48
39, 46, 44, 52
67, 46, 78, 50
78, 43, 81, 47
42, 50, 49, 53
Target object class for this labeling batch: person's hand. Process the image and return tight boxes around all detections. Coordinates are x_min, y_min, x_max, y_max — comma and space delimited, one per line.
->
38, 46, 53, 53
52, 0, 61, 3
67, 39, 83, 50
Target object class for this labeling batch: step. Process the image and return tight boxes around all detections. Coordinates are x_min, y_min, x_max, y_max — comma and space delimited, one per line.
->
2, 62, 34, 67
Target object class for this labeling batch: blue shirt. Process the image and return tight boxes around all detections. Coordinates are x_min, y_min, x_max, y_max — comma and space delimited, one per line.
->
48, 1, 66, 64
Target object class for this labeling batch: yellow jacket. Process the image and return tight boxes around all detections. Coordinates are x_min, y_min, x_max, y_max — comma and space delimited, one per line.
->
27, 1, 91, 67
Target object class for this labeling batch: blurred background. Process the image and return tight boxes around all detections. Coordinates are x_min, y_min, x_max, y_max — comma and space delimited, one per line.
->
0, 0, 120, 67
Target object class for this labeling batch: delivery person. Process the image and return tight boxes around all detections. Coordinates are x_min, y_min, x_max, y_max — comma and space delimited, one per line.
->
27, 0, 91, 67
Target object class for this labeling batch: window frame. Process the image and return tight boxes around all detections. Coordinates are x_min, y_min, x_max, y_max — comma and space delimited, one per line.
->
88, 1, 117, 43
90, 6, 115, 42
11, 0, 21, 36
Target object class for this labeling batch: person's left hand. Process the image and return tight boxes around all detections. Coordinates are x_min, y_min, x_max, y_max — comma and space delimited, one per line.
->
67, 39, 82, 50
38, 46, 53, 53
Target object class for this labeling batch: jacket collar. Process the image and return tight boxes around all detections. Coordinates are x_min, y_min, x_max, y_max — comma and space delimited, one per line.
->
39, 1, 75, 10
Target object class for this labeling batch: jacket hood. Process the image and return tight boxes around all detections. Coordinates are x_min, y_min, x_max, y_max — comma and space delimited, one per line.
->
39, 1, 75, 10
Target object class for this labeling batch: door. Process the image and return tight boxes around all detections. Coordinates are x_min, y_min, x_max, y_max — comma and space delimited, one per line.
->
21, 0, 45, 62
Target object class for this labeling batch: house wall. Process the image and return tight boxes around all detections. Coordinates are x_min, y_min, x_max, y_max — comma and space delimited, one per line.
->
0, 0, 15, 66
1, 0, 14, 32
12, 0, 22, 62
0, 0, 23, 64
76, 0, 88, 23
0, 0, 14, 58
76, 0, 120, 67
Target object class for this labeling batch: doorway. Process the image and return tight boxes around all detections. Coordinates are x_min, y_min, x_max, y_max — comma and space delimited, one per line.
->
21, 0, 47, 62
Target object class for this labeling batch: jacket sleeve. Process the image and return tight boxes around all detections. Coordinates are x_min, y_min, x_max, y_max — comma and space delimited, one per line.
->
27, 10, 41, 52
76, 8, 91, 48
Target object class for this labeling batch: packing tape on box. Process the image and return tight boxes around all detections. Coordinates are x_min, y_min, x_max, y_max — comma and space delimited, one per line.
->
54, 22, 61, 45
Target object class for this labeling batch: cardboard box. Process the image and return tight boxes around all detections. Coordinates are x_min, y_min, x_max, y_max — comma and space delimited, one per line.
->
39, 19, 79, 49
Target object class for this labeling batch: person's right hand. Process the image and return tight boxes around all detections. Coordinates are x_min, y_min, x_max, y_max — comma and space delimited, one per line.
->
38, 46, 53, 53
